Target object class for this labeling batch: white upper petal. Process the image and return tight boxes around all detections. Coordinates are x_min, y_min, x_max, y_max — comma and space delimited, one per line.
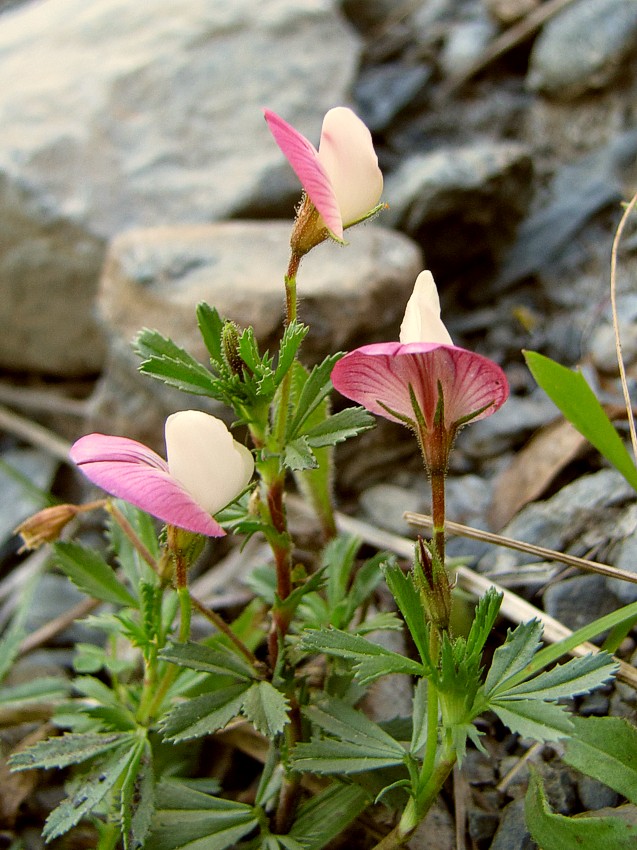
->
165, 411, 254, 516
399, 271, 453, 345
317, 107, 383, 227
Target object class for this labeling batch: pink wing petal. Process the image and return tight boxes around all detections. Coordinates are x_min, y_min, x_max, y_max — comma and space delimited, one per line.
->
70, 434, 225, 537
331, 343, 508, 430
264, 109, 343, 239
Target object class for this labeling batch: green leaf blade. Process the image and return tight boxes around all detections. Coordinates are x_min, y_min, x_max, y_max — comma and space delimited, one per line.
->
524, 350, 637, 490
525, 768, 637, 850
564, 716, 637, 805
54, 541, 137, 607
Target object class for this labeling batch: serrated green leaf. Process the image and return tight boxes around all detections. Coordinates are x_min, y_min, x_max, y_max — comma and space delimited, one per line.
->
382, 563, 434, 675
563, 716, 637, 805
9, 731, 130, 771
525, 768, 637, 850
524, 350, 637, 491
303, 406, 376, 448
288, 783, 369, 848
490, 698, 573, 741
136, 328, 222, 396
196, 302, 224, 363
291, 739, 406, 775
300, 628, 424, 684
465, 587, 503, 661
0, 676, 69, 711
286, 355, 341, 440
242, 681, 290, 737
42, 742, 139, 840
159, 641, 257, 681
484, 620, 543, 697
303, 699, 407, 758
499, 652, 617, 701
120, 737, 155, 850
283, 437, 318, 471
148, 781, 258, 850
410, 678, 429, 755
274, 321, 308, 385
161, 683, 251, 742
53, 541, 137, 607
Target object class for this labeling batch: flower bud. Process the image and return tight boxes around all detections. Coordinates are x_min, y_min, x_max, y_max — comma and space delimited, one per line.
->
414, 537, 451, 632
221, 321, 244, 376
14, 504, 80, 551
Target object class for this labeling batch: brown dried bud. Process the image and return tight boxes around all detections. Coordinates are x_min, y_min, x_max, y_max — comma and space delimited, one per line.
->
14, 504, 80, 551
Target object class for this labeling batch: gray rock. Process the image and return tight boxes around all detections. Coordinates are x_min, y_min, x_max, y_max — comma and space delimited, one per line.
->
87, 221, 423, 446
0, 447, 58, 549
458, 390, 560, 460
477, 468, 635, 576
488, 798, 534, 850
577, 774, 619, 811
384, 142, 533, 273
440, 16, 497, 78
543, 573, 620, 630
25, 573, 103, 645
0, 0, 360, 375
607, 503, 637, 602
527, 0, 637, 99
587, 294, 637, 374
360, 482, 427, 537
493, 129, 637, 292
354, 62, 432, 132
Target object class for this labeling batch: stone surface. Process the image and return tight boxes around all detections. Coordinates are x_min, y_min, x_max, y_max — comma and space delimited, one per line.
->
0, 0, 360, 375
477, 468, 636, 577
527, 0, 637, 99
87, 221, 423, 445
0, 448, 58, 550
384, 142, 533, 277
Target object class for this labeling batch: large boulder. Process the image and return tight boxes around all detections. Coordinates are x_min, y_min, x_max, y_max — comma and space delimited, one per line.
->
0, 0, 360, 375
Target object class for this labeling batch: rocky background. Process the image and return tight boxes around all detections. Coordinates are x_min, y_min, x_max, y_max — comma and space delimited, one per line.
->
1, 0, 637, 847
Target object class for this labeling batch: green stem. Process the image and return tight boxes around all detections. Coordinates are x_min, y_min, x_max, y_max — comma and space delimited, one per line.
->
190, 593, 259, 666
106, 501, 159, 571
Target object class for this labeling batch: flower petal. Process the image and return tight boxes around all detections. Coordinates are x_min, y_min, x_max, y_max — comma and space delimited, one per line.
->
165, 411, 254, 516
70, 433, 226, 537
317, 107, 383, 228
264, 108, 343, 238
331, 343, 508, 430
400, 271, 453, 345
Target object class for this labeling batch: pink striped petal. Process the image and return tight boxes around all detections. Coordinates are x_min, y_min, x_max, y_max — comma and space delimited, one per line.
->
70, 434, 226, 537
264, 109, 343, 239
317, 107, 383, 228
331, 343, 508, 431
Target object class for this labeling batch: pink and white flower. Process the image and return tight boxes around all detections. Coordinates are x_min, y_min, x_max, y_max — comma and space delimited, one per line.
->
264, 107, 383, 242
331, 272, 508, 469
70, 411, 254, 537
